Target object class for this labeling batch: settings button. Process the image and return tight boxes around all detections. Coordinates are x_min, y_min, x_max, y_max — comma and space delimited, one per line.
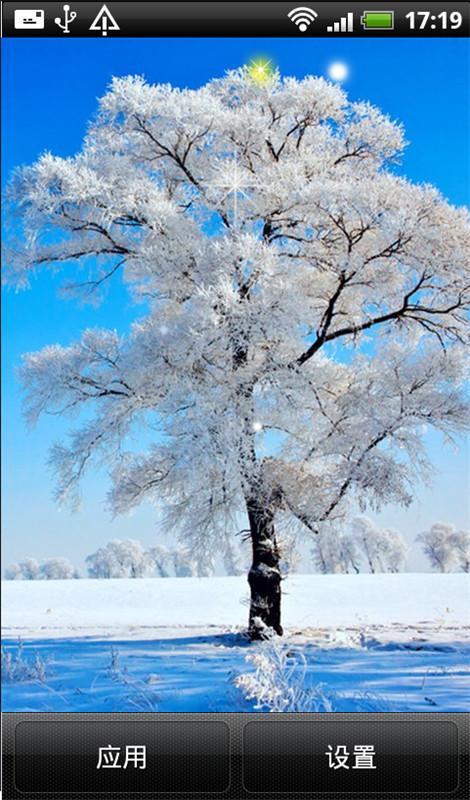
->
243, 720, 459, 793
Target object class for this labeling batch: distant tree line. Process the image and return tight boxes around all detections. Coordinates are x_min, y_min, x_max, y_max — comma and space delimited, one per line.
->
311, 517, 408, 574
4, 520, 469, 579
4, 557, 78, 581
85, 540, 208, 579
310, 518, 469, 574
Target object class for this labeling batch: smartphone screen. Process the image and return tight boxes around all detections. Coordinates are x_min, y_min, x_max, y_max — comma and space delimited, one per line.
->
2, 3, 469, 798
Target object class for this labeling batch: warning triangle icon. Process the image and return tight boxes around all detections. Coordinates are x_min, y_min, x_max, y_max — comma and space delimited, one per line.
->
89, 4, 120, 36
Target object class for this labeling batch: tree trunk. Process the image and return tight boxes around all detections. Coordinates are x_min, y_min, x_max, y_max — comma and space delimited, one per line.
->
246, 495, 283, 639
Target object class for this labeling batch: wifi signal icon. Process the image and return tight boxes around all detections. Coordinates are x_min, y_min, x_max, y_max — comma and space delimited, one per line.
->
288, 6, 318, 32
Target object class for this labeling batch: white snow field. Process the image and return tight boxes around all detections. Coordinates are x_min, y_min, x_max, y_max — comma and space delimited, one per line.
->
2, 573, 469, 712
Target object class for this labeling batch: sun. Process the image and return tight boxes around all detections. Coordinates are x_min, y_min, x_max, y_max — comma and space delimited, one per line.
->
328, 62, 349, 82
247, 57, 275, 86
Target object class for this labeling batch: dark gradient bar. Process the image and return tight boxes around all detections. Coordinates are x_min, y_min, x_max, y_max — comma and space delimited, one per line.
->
2, 712, 469, 799
3, 2, 470, 37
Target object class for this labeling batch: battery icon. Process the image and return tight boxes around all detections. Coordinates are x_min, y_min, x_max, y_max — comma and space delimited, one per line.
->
361, 10, 395, 29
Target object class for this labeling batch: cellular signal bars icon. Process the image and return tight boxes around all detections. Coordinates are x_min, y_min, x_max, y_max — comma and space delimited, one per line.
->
327, 12, 354, 32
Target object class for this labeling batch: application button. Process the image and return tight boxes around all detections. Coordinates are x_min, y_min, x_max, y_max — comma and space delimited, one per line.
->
15, 720, 230, 793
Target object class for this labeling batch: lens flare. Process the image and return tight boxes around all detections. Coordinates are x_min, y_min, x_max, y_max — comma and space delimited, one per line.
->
247, 58, 275, 85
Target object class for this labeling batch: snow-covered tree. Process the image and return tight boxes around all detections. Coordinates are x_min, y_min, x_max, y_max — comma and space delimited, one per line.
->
39, 557, 75, 580
146, 544, 171, 577
312, 525, 360, 574
5, 70, 469, 636
278, 534, 302, 576
86, 538, 148, 578
417, 522, 458, 572
449, 529, 470, 573
4, 564, 19, 580
223, 538, 246, 576
418, 522, 457, 572
4, 563, 23, 580
171, 545, 198, 577
86, 545, 119, 578
4, 558, 41, 580
381, 528, 408, 573
353, 516, 382, 572
194, 551, 216, 577
352, 516, 407, 573
111, 538, 149, 577
146, 543, 203, 576
146, 542, 217, 577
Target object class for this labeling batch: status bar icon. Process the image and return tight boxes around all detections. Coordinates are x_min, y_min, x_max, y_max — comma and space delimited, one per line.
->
288, 7, 318, 33
89, 4, 120, 36
14, 9, 44, 29
361, 10, 395, 30
327, 12, 354, 33
54, 4, 78, 34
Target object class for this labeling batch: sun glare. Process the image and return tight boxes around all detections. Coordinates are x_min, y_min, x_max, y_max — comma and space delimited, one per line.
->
247, 57, 275, 85
328, 61, 349, 81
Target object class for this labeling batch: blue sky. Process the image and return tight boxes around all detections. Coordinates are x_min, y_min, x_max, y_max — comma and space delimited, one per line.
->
2, 37, 469, 571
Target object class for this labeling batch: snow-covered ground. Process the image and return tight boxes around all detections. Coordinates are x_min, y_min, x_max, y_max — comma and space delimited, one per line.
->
2, 573, 469, 712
